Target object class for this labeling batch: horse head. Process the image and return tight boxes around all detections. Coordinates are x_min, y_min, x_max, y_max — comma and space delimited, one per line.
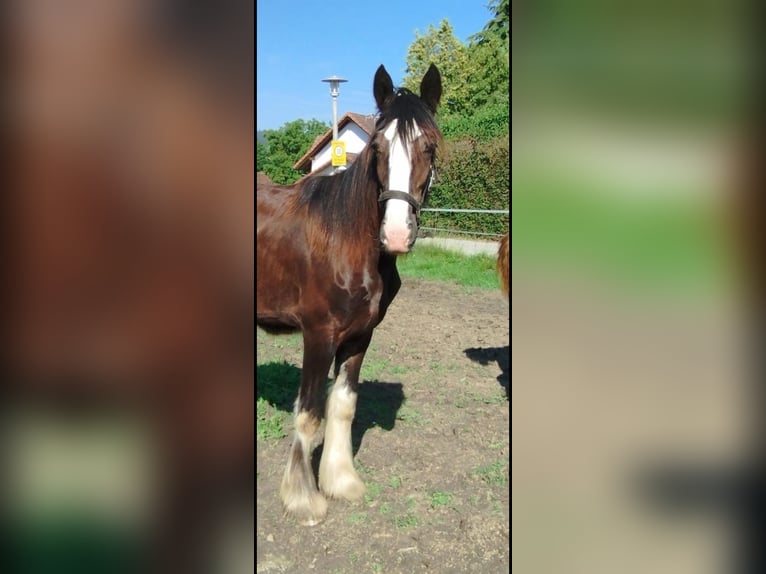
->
371, 64, 442, 254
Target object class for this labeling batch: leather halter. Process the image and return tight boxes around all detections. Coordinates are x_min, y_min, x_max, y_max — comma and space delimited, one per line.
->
378, 167, 433, 221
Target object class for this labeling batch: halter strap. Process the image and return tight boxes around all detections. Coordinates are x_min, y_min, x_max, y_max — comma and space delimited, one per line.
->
377, 166, 434, 218
378, 190, 421, 215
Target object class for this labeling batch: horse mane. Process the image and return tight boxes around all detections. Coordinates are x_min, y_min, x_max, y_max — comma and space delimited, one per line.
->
294, 145, 379, 248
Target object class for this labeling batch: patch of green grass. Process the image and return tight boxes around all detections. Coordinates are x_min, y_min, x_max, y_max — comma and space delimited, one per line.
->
398, 245, 500, 289
361, 358, 390, 379
463, 390, 506, 406
389, 364, 411, 376
354, 460, 374, 475
372, 563, 384, 573
393, 513, 419, 529
388, 475, 402, 489
473, 460, 508, 487
364, 482, 382, 506
428, 360, 458, 374
396, 404, 424, 425
256, 398, 288, 440
379, 503, 392, 515
430, 491, 453, 509
348, 512, 367, 525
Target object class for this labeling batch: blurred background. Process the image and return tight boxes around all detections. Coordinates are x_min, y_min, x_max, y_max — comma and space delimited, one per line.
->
2, 1, 253, 573
512, 1, 759, 573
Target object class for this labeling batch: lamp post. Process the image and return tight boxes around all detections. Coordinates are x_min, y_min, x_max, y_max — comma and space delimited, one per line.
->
322, 75, 347, 173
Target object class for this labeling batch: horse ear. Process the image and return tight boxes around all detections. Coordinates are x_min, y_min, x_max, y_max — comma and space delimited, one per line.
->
373, 65, 394, 111
420, 64, 442, 113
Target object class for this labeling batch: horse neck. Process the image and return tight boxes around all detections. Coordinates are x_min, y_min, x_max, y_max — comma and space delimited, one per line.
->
328, 159, 382, 246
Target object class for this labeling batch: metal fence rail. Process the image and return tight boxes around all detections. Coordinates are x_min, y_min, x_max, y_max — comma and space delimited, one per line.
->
419, 207, 509, 238
421, 208, 509, 214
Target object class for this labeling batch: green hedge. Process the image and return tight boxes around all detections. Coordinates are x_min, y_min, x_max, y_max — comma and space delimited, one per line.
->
423, 134, 509, 237
439, 100, 509, 142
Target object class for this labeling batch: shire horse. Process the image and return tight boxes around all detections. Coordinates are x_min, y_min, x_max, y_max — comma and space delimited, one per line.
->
257, 64, 442, 525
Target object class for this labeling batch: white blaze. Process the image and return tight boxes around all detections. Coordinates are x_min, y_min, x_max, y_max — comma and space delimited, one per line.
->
381, 119, 421, 254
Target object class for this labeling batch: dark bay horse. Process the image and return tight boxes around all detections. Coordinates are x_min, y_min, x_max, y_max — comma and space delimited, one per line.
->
257, 64, 442, 525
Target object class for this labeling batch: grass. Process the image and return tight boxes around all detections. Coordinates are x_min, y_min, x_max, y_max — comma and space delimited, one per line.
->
393, 513, 419, 529
364, 483, 382, 506
395, 404, 425, 426
397, 244, 500, 289
256, 398, 288, 440
429, 491, 453, 509
360, 358, 390, 380
473, 460, 508, 487
354, 460, 374, 476
256, 360, 302, 441
348, 512, 367, 525
388, 475, 402, 489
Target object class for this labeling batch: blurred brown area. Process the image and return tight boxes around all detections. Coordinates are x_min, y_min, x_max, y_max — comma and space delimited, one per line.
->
2, 1, 253, 572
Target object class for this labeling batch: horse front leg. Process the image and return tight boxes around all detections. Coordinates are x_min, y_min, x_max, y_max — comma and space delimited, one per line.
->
280, 330, 334, 526
318, 332, 372, 501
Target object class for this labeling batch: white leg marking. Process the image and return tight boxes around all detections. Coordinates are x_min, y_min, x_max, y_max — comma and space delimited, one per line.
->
280, 410, 327, 525
319, 365, 365, 501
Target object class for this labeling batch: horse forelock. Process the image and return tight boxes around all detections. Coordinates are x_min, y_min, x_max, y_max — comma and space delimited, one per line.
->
375, 88, 442, 152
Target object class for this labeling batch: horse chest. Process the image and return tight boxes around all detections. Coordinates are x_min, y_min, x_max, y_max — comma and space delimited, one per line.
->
326, 268, 383, 330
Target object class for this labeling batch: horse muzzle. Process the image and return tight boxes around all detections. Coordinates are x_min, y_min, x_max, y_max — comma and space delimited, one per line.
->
379, 190, 420, 254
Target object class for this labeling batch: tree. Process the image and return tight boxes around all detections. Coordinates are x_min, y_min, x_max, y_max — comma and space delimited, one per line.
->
402, 20, 471, 117
258, 119, 328, 184
470, 0, 510, 45
465, 32, 509, 111
402, 15, 508, 124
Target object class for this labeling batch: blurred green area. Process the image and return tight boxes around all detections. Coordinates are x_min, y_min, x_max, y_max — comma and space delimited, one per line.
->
513, 0, 748, 127
512, 0, 748, 296
511, 174, 734, 295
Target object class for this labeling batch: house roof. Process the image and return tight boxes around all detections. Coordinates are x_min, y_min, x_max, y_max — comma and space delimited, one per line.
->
293, 112, 376, 172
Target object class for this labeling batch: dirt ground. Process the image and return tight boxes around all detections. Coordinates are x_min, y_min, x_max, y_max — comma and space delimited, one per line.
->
256, 279, 510, 574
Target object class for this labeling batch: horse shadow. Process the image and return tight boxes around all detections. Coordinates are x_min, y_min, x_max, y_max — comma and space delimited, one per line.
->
463, 345, 510, 397
256, 361, 405, 472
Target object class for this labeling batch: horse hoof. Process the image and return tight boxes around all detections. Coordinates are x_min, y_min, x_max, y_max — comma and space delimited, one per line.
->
320, 470, 365, 502
282, 491, 327, 526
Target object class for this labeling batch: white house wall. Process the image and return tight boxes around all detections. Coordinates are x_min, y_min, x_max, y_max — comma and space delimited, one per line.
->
310, 122, 371, 173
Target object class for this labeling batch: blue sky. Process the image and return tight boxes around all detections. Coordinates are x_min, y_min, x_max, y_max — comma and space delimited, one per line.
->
256, 1, 493, 131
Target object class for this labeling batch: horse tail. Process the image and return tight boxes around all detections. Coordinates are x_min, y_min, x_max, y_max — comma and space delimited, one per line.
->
496, 232, 509, 298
